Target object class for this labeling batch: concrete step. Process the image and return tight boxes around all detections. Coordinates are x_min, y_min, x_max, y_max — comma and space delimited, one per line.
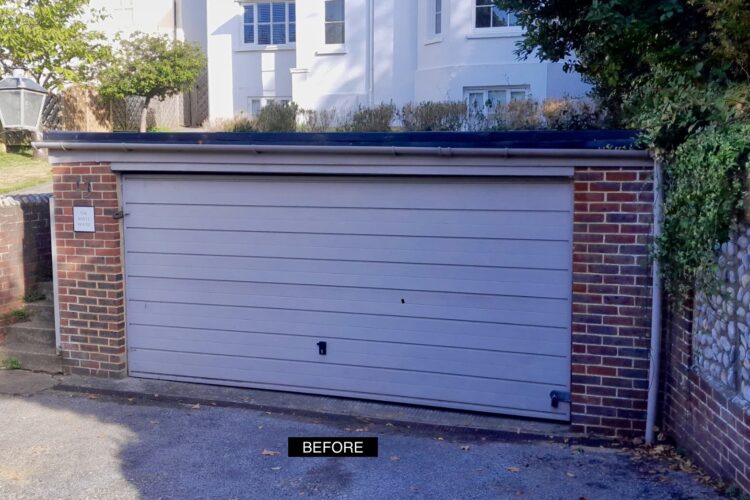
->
6, 320, 55, 347
24, 300, 55, 322
0, 344, 62, 374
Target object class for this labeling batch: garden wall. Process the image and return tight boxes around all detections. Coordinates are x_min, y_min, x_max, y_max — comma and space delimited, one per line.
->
0, 194, 52, 316
661, 224, 750, 493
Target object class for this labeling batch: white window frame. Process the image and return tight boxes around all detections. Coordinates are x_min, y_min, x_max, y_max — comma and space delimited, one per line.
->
239, 1, 296, 51
469, 0, 522, 38
463, 86, 529, 114
246, 97, 293, 117
425, 0, 443, 44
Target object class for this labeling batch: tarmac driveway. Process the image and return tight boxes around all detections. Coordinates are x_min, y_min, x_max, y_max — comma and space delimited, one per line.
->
0, 389, 721, 500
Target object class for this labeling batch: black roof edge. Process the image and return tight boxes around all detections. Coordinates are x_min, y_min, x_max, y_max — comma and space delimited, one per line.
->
42, 130, 643, 150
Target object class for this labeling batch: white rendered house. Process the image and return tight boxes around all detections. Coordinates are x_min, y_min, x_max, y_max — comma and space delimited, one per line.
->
90, 0, 591, 122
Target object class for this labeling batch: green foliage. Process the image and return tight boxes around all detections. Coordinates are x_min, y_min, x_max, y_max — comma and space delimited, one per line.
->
255, 102, 299, 132
299, 109, 338, 132
0, 0, 110, 90
1, 357, 21, 370
99, 32, 205, 131
205, 114, 257, 133
23, 289, 45, 303
657, 124, 750, 295
339, 104, 396, 132
399, 101, 467, 132
466, 99, 542, 131
10, 308, 29, 321
541, 99, 607, 130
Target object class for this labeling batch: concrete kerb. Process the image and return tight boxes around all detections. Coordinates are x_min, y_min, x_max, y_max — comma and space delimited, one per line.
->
52, 375, 620, 448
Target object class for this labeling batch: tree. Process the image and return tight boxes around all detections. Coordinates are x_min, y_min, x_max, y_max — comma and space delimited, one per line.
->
98, 33, 206, 132
0, 0, 110, 90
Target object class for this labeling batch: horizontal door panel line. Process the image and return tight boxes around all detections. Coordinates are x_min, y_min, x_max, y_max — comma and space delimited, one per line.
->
125, 252, 570, 272
126, 201, 570, 214
129, 299, 569, 330
128, 322, 569, 359
123, 226, 570, 243
125, 274, 571, 301
130, 346, 569, 388
130, 371, 566, 419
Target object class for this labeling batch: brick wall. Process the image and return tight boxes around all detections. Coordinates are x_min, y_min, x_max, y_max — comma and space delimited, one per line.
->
53, 163, 126, 377
662, 296, 750, 494
571, 167, 654, 437
0, 194, 52, 316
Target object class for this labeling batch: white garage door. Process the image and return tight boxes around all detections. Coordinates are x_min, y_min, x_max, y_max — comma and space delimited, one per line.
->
123, 175, 573, 420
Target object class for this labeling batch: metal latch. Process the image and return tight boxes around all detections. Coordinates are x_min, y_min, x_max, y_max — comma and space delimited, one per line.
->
317, 341, 327, 355
549, 390, 571, 408
112, 210, 128, 220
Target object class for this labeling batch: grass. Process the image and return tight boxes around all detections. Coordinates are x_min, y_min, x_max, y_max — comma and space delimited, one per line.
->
23, 289, 46, 303
1, 357, 22, 370
0, 150, 51, 195
9, 308, 29, 321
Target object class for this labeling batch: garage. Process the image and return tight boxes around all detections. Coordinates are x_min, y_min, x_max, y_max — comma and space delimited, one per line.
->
122, 173, 572, 421
43, 131, 654, 428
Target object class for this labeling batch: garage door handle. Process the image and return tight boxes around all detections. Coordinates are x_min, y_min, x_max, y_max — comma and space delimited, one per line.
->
317, 341, 327, 355
549, 390, 571, 408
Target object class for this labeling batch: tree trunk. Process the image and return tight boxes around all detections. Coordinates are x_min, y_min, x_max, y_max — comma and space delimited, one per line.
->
139, 98, 151, 133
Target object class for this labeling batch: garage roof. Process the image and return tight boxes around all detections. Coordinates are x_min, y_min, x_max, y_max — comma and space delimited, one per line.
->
43, 130, 641, 150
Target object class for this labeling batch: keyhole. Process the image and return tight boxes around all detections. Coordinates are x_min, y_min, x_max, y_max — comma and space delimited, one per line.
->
401, 298, 405, 304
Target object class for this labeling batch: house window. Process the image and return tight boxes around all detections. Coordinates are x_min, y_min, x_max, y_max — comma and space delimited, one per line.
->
247, 97, 293, 116
475, 0, 517, 28
464, 87, 528, 112
243, 2, 296, 46
434, 0, 442, 35
325, 0, 345, 44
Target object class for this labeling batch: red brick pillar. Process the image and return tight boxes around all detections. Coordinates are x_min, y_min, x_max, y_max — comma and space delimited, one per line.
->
53, 163, 126, 377
570, 167, 654, 437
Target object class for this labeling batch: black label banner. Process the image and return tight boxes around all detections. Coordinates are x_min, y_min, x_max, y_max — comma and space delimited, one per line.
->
288, 437, 378, 457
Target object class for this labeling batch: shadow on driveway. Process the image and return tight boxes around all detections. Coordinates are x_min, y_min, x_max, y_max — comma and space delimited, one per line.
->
0, 388, 722, 499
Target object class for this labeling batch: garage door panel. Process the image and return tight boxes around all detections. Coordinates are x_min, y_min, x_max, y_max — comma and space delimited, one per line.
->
129, 350, 569, 419
123, 175, 573, 421
127, 288, 568, 329
123, 176, 572, 211
128, 303, 569, 356
126, 276, 570, 315
128, 262, 571, 299
126, 228, 570, 261
127, 204, 570, 228
128, 325, 569, 385
128, 253, 571, 286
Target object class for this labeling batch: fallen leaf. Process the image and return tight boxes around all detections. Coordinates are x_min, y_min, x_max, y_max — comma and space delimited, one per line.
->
87, 394, 98, 400
566, 472, 576, 478
191, 403, 201, 410
262, 449, 280, 456
436, 437, 444, 441
149, 420, 159, 425
258, 425, 264, 430
271, 467, 281, 471
385, 423, 394, 427
390, 456, 400, 461
354, 428, 368, 432
127, 398, 135, 403
507, 466, 521, 473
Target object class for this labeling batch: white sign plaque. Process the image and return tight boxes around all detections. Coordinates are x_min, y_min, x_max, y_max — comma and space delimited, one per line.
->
73, 206, 96, 233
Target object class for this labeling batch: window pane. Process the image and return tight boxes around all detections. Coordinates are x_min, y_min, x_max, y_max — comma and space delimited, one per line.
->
325, 0, 344, 22
272, 2, 285, 22
258, 23, 271, 44
325, 22, 344, 44
487, 90, 506, 107
251, 99, 261, 116
257, 3, 271, 23
510, 90, 526, 101
0, 90, 22, 127
288, 2, 296, 22
467, 92, 484, 110
272, 23, 286, 44
475, 6, 491, 27
508, 12, 518, 26
491, 6, 509, 27
289, 22, 296, 42
435, 12, 441, 34
475, 0, 492, 5
244, 24, 255, 44
243, 5, 254, 24
436, 0, 441, 12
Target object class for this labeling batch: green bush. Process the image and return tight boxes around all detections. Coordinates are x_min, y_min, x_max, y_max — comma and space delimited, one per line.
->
204, 114, 257, 132
256, 102, 299, 132
339, 103, 396, 132
542, 99, 607, 130
658, 124, 750, 295
299, 109, 337, 132
466, 99, 542, 131
399, 101, 467, 131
